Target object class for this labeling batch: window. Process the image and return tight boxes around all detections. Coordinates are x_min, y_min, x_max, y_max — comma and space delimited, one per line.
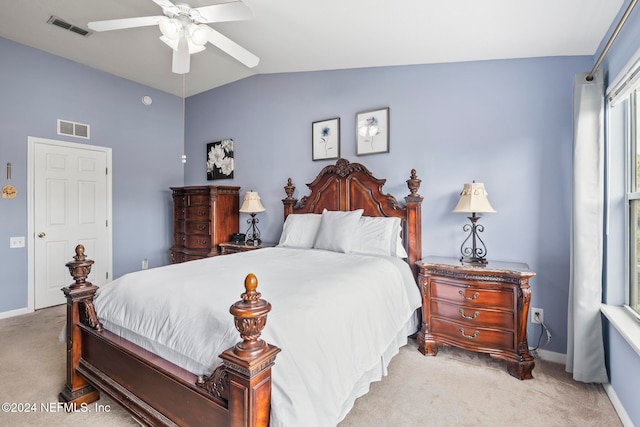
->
627, 89, 640, 316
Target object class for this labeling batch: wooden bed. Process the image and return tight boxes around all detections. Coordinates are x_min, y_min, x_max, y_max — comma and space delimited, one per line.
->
59, 158, 423, 427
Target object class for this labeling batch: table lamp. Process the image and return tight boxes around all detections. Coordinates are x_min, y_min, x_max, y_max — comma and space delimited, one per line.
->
239, 191, 266, 245
452, 182, 495, 264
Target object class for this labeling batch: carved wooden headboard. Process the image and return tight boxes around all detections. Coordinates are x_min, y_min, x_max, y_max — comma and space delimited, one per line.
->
282, 158, 423, 278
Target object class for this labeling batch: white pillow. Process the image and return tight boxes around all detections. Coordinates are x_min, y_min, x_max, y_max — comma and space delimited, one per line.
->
313, 209, 364, 253
277, 213, 322, 248
395, 227, 409, 259
351, 216, 408, 258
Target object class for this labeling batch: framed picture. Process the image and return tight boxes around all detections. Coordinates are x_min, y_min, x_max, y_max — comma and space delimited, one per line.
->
312, 117, 340, 161
356, 107, 389, 156
206, 139, 234, 180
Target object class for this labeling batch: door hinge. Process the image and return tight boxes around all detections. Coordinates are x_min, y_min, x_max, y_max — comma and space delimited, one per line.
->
106, 167, 108, 175
106, 272, 109, 279
106, 219, 108, 227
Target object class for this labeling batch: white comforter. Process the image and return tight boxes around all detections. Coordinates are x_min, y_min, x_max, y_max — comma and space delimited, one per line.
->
94, 247, 421, 427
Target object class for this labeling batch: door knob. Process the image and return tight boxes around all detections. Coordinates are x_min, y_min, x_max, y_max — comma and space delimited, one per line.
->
37, 232, 46, 238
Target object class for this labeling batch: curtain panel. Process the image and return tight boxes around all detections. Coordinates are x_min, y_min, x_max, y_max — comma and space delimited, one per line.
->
566, 70, 609, 383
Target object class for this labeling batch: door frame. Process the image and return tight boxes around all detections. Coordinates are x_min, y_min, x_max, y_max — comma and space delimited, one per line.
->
27, 136, 113, 312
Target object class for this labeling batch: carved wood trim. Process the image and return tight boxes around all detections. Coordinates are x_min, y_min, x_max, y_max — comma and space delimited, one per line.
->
197, 366, 229, 401
82, 299, 103, 332
425, 268, 528, 286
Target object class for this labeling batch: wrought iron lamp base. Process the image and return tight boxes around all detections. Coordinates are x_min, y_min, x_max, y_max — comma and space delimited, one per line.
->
459, 213, 489, 265
244, 213, 262, 245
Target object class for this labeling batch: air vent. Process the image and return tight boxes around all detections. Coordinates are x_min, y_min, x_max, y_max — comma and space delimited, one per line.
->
58, 119, 90, 139
47, 16, 92, 37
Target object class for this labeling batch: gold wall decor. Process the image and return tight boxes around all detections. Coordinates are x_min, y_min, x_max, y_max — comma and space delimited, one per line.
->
2, 184, 17, 199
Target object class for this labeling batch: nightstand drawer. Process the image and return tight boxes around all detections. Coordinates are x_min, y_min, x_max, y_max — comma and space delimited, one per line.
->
431, 318, 515, 351
430, 279, 514, 310
431, 299, 514, 329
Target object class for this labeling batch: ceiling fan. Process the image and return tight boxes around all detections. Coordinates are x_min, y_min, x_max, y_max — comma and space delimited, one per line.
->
88, 0, 258, 74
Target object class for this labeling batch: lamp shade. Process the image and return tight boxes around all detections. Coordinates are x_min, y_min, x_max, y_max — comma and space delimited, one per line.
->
239, 191, 266, 213
452, 182, 496, 214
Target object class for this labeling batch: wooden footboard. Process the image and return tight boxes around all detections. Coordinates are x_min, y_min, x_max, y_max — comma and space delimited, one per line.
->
59, 245, 280, 427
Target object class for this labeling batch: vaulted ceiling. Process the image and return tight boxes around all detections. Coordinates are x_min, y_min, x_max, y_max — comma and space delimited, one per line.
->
0, 0, 623, 97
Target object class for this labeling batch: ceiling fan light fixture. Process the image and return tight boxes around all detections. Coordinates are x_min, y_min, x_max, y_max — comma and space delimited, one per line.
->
159, 17, 181, 40
188, 23, 208, 46
160, 35, 206, 54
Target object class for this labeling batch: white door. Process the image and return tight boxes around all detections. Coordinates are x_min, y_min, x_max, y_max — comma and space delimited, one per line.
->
30, 138, 111, 309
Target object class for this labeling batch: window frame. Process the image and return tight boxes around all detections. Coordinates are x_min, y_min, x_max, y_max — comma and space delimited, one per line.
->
626, 90, 640, 319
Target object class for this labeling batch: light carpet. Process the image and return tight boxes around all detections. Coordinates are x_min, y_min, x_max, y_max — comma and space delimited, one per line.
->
0, 305, 622, 426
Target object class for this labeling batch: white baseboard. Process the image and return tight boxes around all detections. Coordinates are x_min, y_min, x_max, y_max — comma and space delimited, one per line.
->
537, 348, 566, 364
0, 307, 30, 320
603, 383, 634, 427
530, 347, 567, 365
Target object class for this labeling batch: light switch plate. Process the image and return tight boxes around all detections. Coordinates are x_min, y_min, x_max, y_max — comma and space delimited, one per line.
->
10, 236, 25, 248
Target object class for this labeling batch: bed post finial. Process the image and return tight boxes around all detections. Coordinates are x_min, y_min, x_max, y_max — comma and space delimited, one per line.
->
407, 169, 421, 197
283, 178, 297, 218
229, 273, 272, 358
66, 244, 95, 289
284, 178, 295, 199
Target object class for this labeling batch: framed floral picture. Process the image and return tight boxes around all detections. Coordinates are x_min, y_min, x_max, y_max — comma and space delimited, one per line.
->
356, 107, 389, 156
206, 139, 234, 180
312, 117, 340, 161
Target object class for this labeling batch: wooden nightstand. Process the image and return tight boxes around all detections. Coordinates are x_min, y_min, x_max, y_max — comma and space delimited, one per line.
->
219, 241, 276, 255
416, 256, 536, 380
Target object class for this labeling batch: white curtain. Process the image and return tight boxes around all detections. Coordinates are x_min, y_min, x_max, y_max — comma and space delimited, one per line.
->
566, 70, 608, 383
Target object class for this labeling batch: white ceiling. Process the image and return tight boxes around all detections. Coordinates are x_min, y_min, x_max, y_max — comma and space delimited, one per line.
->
0, 0, 624, 97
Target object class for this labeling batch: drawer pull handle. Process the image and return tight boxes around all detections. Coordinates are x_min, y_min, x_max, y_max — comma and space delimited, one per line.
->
197, 239, 207, 245
196, 224, 207, 230
459, 290, 480, 301
197, 209, 207, 216
459, 309, 479, 320
458, 328, 480, 339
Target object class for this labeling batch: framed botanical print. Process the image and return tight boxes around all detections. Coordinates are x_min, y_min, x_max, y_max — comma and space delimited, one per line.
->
312, 117, 340, 161
356, 107, 389, 155
206, 139, 234, 180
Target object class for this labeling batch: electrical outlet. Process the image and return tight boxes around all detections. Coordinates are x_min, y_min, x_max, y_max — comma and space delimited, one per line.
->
531, 307, 544, 324
141, 259, 148, 270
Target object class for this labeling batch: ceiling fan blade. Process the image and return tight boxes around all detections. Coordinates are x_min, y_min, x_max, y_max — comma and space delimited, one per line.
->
192, 1, 253, 24
88, 16, 163, 32
204, 26, 259, 68
152, 0, 180, 15
172, 34, 190, 74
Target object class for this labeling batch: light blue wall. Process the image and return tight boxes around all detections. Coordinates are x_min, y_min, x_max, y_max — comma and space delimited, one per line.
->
185, 56, 591, 356
599, 0, 640, 425
0, 37, 184, 313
